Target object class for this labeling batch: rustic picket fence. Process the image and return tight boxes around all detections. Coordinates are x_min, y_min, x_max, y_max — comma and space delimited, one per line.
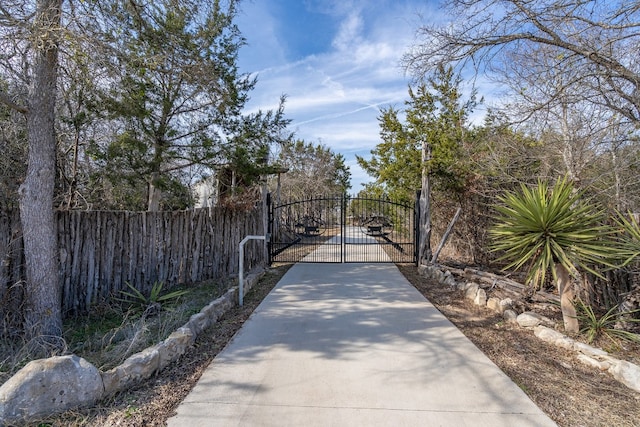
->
0, 205, 265, 326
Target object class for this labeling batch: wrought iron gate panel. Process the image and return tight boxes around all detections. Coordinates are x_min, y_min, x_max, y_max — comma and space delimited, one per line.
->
268, 194, 416, 264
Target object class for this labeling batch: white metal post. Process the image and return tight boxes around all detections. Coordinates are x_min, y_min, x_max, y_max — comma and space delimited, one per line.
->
238, 235, 266, 306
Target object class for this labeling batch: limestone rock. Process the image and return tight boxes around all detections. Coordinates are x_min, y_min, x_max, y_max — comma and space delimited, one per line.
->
487, 297, 501, 312
577, 354, 607, 370
100, 368, 121, 397
0, 274, 250, 422
573, 341, 608, 358
158, 327, 195, 369
419, 265, 439, 281
533, 326, 575, 350
223, 288, 238, 307
441, 270, 453, 285
245, 271, 264, 291
503, 309, 518, 323
517, 312, 543, 327
202, 298, 227, 321
0, 355, 103, 424
188, 312, 210, 335
417, 265, 428, 277
444, 276, 457, 287
517, 311, 554, 328
201, 300, 223, 320
534, 325, 564, 342
465, 283, 479, 300
533, 325, 640, 393
102, 346, 160, 395
433, 269, 445, 283
474, 288, 487, 306
608, 360, 640, 393
499, 298, 514, 312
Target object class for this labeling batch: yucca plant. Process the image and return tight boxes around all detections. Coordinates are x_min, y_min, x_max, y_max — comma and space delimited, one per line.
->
576, 299, 640, 345
118, 281, 190, 316
490, 177, 620, 332
615, 211, 640, 261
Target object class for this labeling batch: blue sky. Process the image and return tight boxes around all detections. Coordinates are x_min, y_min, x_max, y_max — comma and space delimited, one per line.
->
236, 0, 441, 191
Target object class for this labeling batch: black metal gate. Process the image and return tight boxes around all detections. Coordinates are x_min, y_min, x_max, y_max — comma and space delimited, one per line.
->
268, 194, 417, 264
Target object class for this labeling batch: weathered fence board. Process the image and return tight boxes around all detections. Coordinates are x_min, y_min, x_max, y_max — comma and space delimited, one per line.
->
0, 206, 265, 326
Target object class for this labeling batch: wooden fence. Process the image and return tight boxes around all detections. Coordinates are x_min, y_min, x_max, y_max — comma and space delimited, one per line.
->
0, 205, 265, 324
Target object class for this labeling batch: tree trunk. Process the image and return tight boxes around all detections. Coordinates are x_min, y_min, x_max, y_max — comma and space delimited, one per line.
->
556, 263, 579, 333
610, 148, 622, 210
418, 140, 432, 264
148, 179, 161, 211
18, 0, 63, 346
147, 167, 162, 211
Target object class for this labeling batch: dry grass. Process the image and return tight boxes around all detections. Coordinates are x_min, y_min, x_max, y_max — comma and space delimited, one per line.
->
0, 277, 235, 385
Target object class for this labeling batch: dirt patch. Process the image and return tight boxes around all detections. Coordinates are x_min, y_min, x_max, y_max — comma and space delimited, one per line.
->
35, 263, 640, 427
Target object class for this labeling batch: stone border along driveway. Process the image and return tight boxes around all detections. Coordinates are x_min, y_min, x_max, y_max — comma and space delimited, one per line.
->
418, 264, 640, 394
0, 270, 265, 425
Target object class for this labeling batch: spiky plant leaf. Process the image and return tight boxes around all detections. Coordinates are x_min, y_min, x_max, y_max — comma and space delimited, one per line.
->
116, 282, 148, 306
490, 177, 619, 289
614, 211, 640, 266
576, 299, 640, 344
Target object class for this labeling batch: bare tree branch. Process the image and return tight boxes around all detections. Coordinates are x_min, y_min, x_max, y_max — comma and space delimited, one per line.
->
405, 0, 640, 122
0, 89, 27, 113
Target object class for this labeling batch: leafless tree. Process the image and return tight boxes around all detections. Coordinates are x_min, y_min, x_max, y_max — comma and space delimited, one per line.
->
489, 23, 640, 210
405, 0, 640, 124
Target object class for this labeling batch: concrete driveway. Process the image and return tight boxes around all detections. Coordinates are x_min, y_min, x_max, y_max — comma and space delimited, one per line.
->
167, 260, 556, 427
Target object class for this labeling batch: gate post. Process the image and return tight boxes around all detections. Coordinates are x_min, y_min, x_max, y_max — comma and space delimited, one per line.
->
341, 194, 347, 263
415, 190, 421, 266
266, 192, 273, 264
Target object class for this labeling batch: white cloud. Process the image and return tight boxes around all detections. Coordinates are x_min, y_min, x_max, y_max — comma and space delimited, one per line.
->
332, 10, 365, 51
237, 1, 448, 189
